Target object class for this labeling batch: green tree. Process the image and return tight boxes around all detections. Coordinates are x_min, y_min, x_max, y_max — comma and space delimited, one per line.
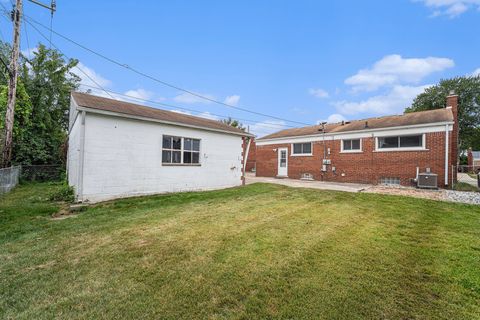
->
18, 44, 80, 164
405, 76, 480, 151
0, 82, 33, 163
221, 117, 246, 131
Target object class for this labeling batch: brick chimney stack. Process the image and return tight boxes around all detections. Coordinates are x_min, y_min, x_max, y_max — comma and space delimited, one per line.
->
446, 91, 459, 183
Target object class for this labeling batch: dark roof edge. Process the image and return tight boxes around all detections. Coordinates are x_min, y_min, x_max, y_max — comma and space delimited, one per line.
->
72, 93, 253, 138
257, 120, 454, 141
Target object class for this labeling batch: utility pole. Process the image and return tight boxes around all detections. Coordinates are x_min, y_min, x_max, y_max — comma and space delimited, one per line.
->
1, 0, 56, 168
1, 0, 22, 168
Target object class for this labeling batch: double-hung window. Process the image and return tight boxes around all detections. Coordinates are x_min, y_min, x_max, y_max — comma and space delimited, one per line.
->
162, 135, 200, 165
377, 134, 424, 150
292, 142, 312, 155
342, 139, 361, 152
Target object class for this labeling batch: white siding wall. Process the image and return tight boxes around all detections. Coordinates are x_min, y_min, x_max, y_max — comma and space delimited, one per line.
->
67, 113, 81, 197
80, 113, 244, 202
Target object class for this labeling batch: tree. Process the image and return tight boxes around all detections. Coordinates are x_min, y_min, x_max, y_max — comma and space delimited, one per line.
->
221, 117, 246, 131
0, 41, 80, 165
0, 82, 33, 163
405, 76, 480, 152
19, 44, 81, 164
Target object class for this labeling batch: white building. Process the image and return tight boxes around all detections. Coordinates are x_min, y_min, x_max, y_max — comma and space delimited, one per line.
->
67, 92, 253, 203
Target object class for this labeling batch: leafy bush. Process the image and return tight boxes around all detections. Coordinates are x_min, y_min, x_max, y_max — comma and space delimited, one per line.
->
48, 184, 75, 202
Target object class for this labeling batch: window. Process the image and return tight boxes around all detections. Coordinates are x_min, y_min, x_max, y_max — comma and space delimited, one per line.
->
380, 177, 401, 185
342, 139, 361, 152
162, 135, 200, 165
292, 142, 312, 155
377, 134, 423, 150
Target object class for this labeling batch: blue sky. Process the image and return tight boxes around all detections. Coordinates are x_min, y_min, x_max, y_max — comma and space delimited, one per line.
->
1, 0, 479, 136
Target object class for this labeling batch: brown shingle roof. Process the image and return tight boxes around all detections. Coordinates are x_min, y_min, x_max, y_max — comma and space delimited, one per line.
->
72, 92, 251, 136
259, 108, 454, 140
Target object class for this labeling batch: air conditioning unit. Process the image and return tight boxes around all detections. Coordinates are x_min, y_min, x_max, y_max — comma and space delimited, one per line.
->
417, 172, 438, 189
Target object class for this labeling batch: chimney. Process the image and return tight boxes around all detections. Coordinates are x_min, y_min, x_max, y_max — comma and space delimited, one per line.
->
446, 90, 459, 183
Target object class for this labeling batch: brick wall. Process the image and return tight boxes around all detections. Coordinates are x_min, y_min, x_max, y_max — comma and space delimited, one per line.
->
467, 148, 473, 167
245, 139, 256, 172
256, 131, 453, 187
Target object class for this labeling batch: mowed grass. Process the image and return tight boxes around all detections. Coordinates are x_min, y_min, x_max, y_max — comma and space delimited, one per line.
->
1, 183, 480, 319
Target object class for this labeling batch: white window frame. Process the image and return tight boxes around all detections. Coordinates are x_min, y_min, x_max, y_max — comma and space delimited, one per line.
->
341, 138, 362, 153
291, 142, 313, 156
375, 134, 427, 152
162, 135, 201, 166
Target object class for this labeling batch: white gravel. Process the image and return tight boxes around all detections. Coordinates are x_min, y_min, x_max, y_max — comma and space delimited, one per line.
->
444, 190, 480, 205
365, 185, 480, 206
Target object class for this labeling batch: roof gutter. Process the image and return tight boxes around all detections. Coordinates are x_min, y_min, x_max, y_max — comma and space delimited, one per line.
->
76, 106, 254, 138
257, 121, 454, 143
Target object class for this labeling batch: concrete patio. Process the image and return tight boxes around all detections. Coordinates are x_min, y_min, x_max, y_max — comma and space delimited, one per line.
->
245, 173, 370, 193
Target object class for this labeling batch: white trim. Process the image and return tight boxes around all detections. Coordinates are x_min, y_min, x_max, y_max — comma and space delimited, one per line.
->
374, 134, 426, 152
341, 138, 362, 153
76, 106, 254, 138
290, 142, 313, 156
77, 111, 86, 201
445, 124, 449, 186
257, 122, 453, 146
277, 147, 288, 177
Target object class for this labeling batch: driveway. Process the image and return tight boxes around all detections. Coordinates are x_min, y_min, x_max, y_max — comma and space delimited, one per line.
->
458, 173, 478, 187
246, 173, 370, 193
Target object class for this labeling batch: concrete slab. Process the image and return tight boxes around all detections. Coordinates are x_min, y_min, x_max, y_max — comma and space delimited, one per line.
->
246, 173, 371, 193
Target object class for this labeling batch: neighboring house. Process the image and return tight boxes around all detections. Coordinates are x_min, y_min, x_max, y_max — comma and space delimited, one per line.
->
256, 94, 459, 187
67, 92, 253, 202
468, 148, 480, 170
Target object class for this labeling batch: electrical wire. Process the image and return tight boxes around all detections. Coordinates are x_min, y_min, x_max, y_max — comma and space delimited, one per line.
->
23, 14, 312, 126
23, 16, 114, 99
2, 10, 294, 133
78, 83, 297, 129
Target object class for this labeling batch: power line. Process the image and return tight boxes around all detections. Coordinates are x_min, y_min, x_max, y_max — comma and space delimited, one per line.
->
78, 83, 296, 129
23, 16, 115, 99
2, 10, 293, 134
23, 14, 312, 127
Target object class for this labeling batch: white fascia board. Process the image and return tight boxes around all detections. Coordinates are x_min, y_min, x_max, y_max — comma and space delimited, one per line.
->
256, 122, 454, 146
76, 106, 254, 138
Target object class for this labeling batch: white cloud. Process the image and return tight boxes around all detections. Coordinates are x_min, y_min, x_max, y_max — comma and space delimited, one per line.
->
319, 114, 347, 124
73, 62, 112, 89
415, 0, 480, 18
470, 68, 480, 77
309, 88, 329, 98
248, 120, 288, 138
198, 112, 220, 121
224, 95, 240, 106
21, 47, 38, 59
333, 85, 431, 115
169, 109, 219, 121
173, 92, 216, 104
124, 89, 154, 101
345, 54, 454, 92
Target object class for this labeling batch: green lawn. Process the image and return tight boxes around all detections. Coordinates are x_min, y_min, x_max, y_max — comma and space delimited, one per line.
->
1, 183, 480, 319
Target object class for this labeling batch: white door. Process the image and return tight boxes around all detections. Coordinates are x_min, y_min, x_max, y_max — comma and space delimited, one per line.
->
277, 148, 288, 177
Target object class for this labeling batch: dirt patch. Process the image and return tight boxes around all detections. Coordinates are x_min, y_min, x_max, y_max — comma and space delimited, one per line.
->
51, 206, 80, 220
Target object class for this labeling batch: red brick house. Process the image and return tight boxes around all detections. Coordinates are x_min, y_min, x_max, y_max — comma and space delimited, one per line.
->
255, 94, 459, 187
468, 148, 480, 171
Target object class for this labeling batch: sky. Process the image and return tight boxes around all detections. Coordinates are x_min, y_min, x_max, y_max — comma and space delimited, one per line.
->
0, 0, 479, 137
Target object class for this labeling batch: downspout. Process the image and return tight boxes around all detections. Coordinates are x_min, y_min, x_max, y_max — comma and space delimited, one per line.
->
77, 111, 86, 201
444, 124, 449, 186
242, 137, 252, 185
